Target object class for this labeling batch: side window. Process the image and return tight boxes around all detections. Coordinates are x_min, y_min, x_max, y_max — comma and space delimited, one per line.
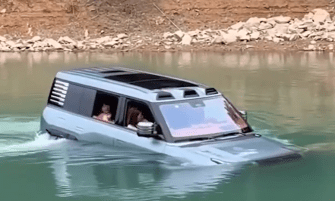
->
124, 100, 155, 130
92, 91, 119, 123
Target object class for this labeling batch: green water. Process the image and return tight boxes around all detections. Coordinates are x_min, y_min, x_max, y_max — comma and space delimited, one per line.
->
0, 51, 335, 200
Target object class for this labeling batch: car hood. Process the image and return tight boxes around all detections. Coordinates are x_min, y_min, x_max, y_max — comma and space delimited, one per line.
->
181, 135, 301, 164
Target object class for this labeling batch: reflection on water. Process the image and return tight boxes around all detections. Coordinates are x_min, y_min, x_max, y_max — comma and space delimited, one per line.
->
1, 51, 335, 200
47, 140, 236, 199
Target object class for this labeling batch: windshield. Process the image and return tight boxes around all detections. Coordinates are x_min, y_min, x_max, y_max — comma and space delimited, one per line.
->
159, 97, 250, 138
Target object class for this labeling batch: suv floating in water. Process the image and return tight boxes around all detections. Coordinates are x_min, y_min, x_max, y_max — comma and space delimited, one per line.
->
40, 67, 301, 166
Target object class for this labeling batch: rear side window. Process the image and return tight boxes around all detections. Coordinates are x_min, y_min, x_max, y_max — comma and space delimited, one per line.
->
92, 91, 119, 123
48, 79, 69, 107
48, 79, 97, 116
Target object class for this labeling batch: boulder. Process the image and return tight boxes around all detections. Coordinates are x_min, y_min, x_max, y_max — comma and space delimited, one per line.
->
0, 36, 6, 42
289, 34, 300, 41
304, 44, 316, 51
244, 17, 264, 29
174, 30, 185, 41
181, 34, 192, 45
273, 23, 289, 34
273, 16, 291, 24
237, 29, 250, 41
31, 36, 42, 42
95, 36, 112, 44
326, 24, 335, 32
44, 38, 63, 49
301, 31, 311, 37
303, 12, 314, 21
117, 33, 128, 39
328, 44, 334, 50
250, 31, 260, 41
224, 30, 238, 44
211, 36, 224, 44
258, 22, 273, 30
5, 40, 16, 48
0, 9, 6, 14
312, 9, 331, 24
272, 37, 283, 43
163, 32, 174, 39
58, 36, 77, 45
104, 40, 118, 47
266, 19, 277, 27
230, 22, 245, 30
187, 29, 200, 37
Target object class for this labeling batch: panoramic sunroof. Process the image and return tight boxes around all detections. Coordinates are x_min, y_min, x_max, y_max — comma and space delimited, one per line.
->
130, 78, 197, 89
106, 73, 163, 83
100, 70, 126, 74
106, 73, 198, 89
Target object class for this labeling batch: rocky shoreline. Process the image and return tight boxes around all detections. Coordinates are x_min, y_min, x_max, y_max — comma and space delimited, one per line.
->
1, 8, 335, 52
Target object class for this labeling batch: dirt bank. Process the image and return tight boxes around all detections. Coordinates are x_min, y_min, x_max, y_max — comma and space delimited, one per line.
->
0, 0, 335, 51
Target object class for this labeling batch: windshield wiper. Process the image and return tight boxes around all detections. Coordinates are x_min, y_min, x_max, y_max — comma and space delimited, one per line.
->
188, 136, 214, 142
211, 131, 244, 139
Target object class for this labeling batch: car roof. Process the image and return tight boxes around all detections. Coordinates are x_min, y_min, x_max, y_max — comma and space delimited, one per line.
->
56, 67, 221, 102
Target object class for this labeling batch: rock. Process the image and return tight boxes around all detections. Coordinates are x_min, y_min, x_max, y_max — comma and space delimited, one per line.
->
312, 9, 331, 24
0, 36, 6, 42
32, 36, 42, 42
181, 34, 192, 45
296, 29, 305, 34
289, 34, 300, 41
117, 33, 127, 39
223, 30, 238, 44
76, 41, 85, 49
187, 29, 200, 37
58, 36, 76, 45
244, 17, 263, 29
0, 9, 6, 14
44, 38, 63, 49
298, 20, 314, 29
163, 32, 174, 39
174, 30, 185, 41
328, 44, 334, 50
326, 24, 335, 32
273, 24, 289, 34
237, 29, 250, 41
258, 22, 273, 30
310, 40, 317, 44
164, 45, 171, 50
303, 12, 314, 21
211, 36, 224, 44
266, 19, 277, 27
304, 44, 316, 51
272, 37, 283, 43
301, 31, 311, 38
230, 22, 245, 30
95, 36, 112, 44
5, 40, 16, 48
273, 16, 291, 24
250, 31, 260, 41
104, 40, 118, 47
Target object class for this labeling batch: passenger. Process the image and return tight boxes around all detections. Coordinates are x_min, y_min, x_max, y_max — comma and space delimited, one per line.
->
94, 104, 112, 123
126, 107, 148, 130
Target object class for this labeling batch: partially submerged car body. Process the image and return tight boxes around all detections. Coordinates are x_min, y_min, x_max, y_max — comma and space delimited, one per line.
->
40, 67, 301, 166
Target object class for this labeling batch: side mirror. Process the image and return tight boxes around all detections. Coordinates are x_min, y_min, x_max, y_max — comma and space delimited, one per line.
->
137, 122, 158, 137
239, 110, 247, 120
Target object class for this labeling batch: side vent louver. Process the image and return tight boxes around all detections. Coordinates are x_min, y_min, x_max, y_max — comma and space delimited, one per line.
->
157, 91, 175, 100
49, 80, 69, 107
183, 89, 199, 98
205, 88, 218, 95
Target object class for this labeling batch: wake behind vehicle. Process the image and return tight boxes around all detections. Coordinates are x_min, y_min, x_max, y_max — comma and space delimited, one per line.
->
40, 67, 301, 166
